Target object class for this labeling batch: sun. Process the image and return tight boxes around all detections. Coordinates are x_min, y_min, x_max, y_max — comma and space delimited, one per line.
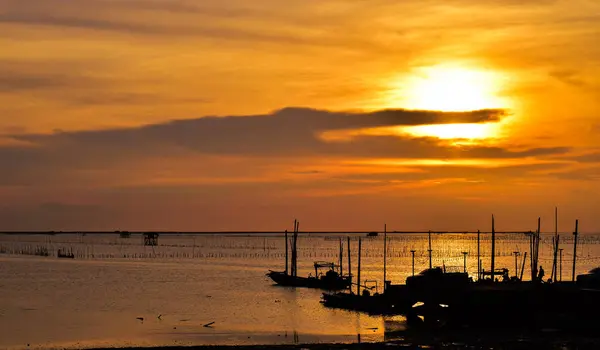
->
384, 63, 511, 141
396, 64, 507, 112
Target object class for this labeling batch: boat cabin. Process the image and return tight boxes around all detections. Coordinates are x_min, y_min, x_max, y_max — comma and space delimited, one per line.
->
313, 261, 340, 278
406, 267, 470, 289
577, 267, 600, 289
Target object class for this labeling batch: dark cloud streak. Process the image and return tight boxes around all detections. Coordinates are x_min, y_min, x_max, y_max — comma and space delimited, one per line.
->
0, 107, 578, 189
13, 107, 509, 159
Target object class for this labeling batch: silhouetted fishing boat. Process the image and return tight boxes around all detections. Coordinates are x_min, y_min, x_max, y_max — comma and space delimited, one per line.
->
404, 218, 600, 332
267, 220, 351, 290
322, 284, 412, 315
323, 267, 469, 315
267, 262, 351, 290
323, 230, 415, 314
409, 278, 600, 331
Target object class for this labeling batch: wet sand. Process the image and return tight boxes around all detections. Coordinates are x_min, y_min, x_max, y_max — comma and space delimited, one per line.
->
89, 329, 600, 350
89, 339, 600, 350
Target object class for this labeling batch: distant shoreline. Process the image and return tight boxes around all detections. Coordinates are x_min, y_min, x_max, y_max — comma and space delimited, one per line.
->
0, 230, 579, 235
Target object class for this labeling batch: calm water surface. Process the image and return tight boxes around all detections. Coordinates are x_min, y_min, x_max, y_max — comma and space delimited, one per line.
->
1, 232, 599, 349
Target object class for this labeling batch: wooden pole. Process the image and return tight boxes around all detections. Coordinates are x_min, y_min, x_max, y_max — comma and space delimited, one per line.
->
552, 235, 560, 282
383, 224, 387, 292
462, 252, 468, 273
339, 237, 343, 276
535, 218, 542, 282
285, 230, 289, 275
552, 236, 557, 281
357, 237, 362, 295
480, 259, 483, 279
520, 252, 527, 281
347, 236, 352, 288
477, 229, 480, 280
410, 250, 416, 276
530, 232, 534, 281
572, 219, 579, 282
532, 218, 540, 282
293, 220, 299, 277
428, 230, 432, 269
292, 220, 297, 277
291, 220, 296, 277
559, 248, 563, 282
551, 207, 559, 281
491, 215, 495, 281
513, 251, 519, 278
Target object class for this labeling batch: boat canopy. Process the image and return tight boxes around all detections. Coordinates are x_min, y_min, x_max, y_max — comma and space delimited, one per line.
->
314, 261, 337, 269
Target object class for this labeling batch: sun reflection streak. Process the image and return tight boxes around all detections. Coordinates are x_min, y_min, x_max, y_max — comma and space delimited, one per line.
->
345, 158, 573, 168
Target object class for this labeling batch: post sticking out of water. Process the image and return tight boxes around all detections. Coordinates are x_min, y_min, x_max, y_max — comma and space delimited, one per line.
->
292, 220, 299, 277
347, 236, 352, 287
520, 252, 527, 281
477, 230, 481, 280
559, 248, 563, 282
291, 220, 297, 277
491, 215, 495, 281
357, 237, 362, 296
428, 230, 432, 269
551, 235, 560, 282
410, 250, 416, 276
532, 217, 541, 282
513, 251, 520, 278
572, 219, 579, 282
339, 237, 343, 276
285, 230, 289, 275
383, 224, 387, 293
552, 207, 559, 281
462, 252, 468, 273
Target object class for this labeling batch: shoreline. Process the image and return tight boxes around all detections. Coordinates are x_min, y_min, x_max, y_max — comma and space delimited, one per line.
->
85, 331, 600, 350
82, 339, 600, 350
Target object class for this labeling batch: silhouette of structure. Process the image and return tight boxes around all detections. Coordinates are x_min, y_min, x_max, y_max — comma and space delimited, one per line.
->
143, 232, 159, 246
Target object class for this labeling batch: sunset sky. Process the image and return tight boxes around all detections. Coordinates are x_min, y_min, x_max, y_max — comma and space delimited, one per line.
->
1, 0, 599, 231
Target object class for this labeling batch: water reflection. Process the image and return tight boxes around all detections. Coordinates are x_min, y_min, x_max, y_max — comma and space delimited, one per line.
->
1, 232, 599, 349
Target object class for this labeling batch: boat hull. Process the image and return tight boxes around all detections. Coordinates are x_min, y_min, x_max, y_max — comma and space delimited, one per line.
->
267, 271, 350, 290
322, 284, 413, 315
409, 281, 600, 331
322, 292, 409, 315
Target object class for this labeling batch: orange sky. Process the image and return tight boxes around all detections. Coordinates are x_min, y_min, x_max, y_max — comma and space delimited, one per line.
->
0, 0, 599, 231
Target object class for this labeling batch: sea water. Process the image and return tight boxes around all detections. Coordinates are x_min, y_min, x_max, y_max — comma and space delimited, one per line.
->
1, 232, 599, 349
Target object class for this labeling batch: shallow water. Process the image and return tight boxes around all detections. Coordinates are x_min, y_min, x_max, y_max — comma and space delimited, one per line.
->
1, 232, 599, 349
